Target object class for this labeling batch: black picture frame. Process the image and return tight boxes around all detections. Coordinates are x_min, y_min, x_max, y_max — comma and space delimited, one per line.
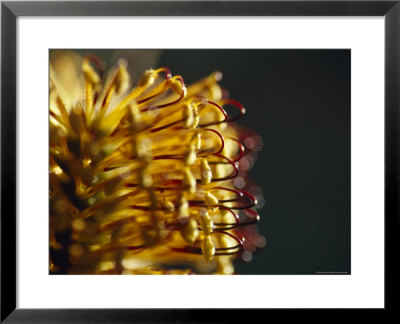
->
1, 0, 399, 322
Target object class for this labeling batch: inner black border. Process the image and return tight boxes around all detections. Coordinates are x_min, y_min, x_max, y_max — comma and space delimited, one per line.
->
1, 1, 399, 322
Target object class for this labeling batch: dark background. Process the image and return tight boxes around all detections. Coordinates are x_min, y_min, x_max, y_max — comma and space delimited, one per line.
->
75, 49, 351, 275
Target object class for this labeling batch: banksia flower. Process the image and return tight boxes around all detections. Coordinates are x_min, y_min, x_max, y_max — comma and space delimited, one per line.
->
49, 51, 264, 274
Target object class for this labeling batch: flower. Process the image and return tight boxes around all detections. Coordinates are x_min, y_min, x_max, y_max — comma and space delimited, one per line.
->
49, 51, 264, 274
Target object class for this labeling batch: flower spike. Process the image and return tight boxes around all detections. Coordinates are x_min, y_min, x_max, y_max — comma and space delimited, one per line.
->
49, 51, 264, 275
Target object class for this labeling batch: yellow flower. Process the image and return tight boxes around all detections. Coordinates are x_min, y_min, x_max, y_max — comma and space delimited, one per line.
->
49, 51, 262, 274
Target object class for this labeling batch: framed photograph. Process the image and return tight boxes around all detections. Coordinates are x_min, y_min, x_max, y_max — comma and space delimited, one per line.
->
1, 0, 398, 322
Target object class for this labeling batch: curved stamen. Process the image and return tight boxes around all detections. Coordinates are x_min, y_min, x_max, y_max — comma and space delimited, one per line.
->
135, 67, 173, 105
212, 230, 244, 251
170, 230, 244, 256
151, 128, 224, 162
189, 187, 256, 210
221, 99, 246, 123
150, 119, 182, 133
170, 244, 241, 256
198, 101, 228, 127
214, 209, 260, 230
206, 154, 239, 183
140, 76, 186, 112
201, 128, 225, 156
135, 155, 237, 190
157, 67, 172, 79
226, 137, 245, 162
